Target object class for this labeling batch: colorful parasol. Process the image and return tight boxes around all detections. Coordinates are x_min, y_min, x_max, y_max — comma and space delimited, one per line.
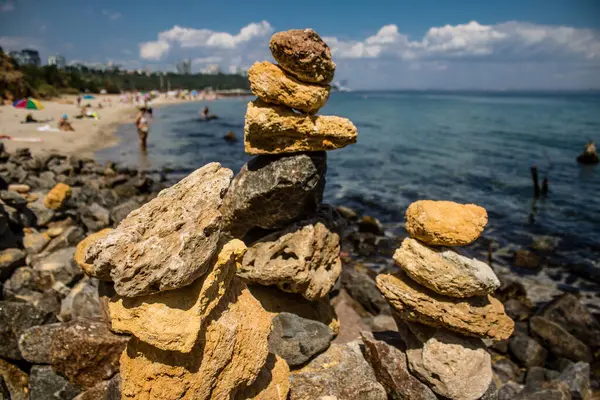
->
13, 98, 44, 110
83, 95, 95, 99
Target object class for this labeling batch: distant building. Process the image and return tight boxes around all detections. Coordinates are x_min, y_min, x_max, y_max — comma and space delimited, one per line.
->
200, 64, 221, 75
48, 55, 66, 69
176, 59, 192, 75
9, 49, 41, 67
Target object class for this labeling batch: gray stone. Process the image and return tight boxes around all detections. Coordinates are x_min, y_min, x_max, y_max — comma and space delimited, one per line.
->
530, 316, 592, 362
0, 301, 54, 360
361, 331, 438, 400
2, 266, 38, 298
540, 293, 600, 348
525, 367, 560, 386
42, 226, 86, 254
221, 153, 326, 238
23, 230, 51, 254
19, 320, 128, 388
81, 203, 111, 231
60, 277, 102, 322
269, 312, 333, 366
289, 341, 386, 400
493, 357, 523, 384
503, 299, 533, 321
109, 199, 140, 225
29, 365, 81, 400
73, 374, 121, 400
33, 247, 82, 290
87, 163, 232, 297
497, 382, 524, 400
26, 196, 55, 226
401, 321, 493, 400
509, 335, 548, 367
341, 263, 389, 315
479, 381, 499, 400
558, 362, 591, 400
239, 215, 341, 300
0, 190, 27, 208
514, 381, 571, 400
0, 376, 9, 400
0, 248, 25, 281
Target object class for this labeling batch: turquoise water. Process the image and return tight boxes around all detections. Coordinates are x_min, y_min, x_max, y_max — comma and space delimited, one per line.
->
97, 91, 600, 287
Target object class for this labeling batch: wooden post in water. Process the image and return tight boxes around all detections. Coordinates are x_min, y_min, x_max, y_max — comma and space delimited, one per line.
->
541, 177, 549, 197
531, 165, 540, 198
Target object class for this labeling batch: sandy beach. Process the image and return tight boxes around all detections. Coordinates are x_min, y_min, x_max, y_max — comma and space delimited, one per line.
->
0, 94, 195, 157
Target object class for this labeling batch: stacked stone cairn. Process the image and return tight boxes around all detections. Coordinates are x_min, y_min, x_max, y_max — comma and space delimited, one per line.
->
375, 200, 515, 400
74, 29, 357, 399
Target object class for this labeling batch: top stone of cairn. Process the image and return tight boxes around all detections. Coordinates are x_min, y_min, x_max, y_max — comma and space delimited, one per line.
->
270, 29, 336, 84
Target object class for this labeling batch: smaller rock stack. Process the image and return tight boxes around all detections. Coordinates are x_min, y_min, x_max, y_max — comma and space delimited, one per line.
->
376, 200, 515, 400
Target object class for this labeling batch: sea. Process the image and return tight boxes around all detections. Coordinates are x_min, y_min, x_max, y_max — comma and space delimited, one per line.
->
97, 91, 600, 302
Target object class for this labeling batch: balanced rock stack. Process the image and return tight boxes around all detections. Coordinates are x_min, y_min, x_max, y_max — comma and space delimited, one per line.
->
376, 200, 515, 400
74, 29, 357, 399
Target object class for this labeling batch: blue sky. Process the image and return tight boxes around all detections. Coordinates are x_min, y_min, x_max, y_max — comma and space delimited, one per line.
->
1, 0, 599, 89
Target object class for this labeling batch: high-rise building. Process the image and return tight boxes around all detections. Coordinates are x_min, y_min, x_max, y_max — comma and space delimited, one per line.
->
48, 55, 66, 69
176, 59, 192, 75
9, 49, 41, 66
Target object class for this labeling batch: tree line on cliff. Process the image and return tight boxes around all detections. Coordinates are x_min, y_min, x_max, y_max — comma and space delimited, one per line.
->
0, 47, 250, 101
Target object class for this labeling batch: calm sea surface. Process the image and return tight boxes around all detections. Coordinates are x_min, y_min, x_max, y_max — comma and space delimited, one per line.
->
97, 91, 600, 291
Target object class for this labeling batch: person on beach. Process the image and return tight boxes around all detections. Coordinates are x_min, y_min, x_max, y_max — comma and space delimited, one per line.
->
135, 107, 150, 149
76, 95, 81, 108
201, 106, 209, 120
58, 114, 75, 131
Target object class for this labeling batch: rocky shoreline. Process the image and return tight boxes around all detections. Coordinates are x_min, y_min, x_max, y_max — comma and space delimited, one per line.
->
1, 29, 599, 400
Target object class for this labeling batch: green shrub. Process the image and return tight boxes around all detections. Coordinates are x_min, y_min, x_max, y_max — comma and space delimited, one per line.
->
36, 83, 60, 99
60, 87, 80, 95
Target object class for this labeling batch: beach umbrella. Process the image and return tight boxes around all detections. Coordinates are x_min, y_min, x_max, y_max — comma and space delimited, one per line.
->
13, 98, 44, 110
83, 95, 95, 99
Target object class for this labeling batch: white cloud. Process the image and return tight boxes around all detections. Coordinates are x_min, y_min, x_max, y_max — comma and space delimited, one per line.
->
102, 9, 122, 21
0, 1, 14, 12
192, 56, 222, 65
140, 41, 170, 60
140, 21, 273, 60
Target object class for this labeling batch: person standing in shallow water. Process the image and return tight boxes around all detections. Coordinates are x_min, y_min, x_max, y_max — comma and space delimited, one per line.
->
135, 107, 150, 150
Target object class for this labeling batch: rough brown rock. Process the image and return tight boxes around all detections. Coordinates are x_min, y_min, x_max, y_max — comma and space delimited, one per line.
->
376, 272, 514, 340
361, 331, 437, 400
74, 228, 113, 280
529, 316, 592, 363
248, 284, 339, 335
43, 183, 72, 210
405, 200, 488, 246
394, 237, 500, 297
269, 29, 336, 84
87, 163, 232, 297
401, 322, 493, 400
120, 279, 272, 400
234, 354, 290, 400
108, 239, 245, 352
239, 218, 341, 300
18, 320, 128, 388
289, 340, 387, 399
0, 358, 28, 400
220, 153, 326, 237
244, 100, 357, 155
248, 61, 330, 114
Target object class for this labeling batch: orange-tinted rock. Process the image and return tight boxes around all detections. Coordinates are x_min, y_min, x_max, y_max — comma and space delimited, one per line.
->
43, 183, 72, 210
405, 200, 488, 246
74, 229, 114, 280
376, 272, 514, 340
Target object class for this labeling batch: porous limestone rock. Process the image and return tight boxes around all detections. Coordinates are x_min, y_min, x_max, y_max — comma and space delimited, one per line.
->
221, 153, 326, 237
248, 284, 339, 334
376, 272, 514, 340
405, 200, 488, 246
108, 239, 245, 352
43, 183, 72, 210
0, 358, 28, 400
249, 61, 330, 114
394, 237, 500, 297
87, 163, 232, 297
269, 29, 336, 84
74, 228, 113, 280
18, 320, 128, 388
289, 341, 387, 399
244, 100, 357, 155
268, 312, 333, 366
239, 217, 341, 301
400, 322, 493, 400
234, 354, 290, 400
361, 331, 438, 400
119, 279, 272, 400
